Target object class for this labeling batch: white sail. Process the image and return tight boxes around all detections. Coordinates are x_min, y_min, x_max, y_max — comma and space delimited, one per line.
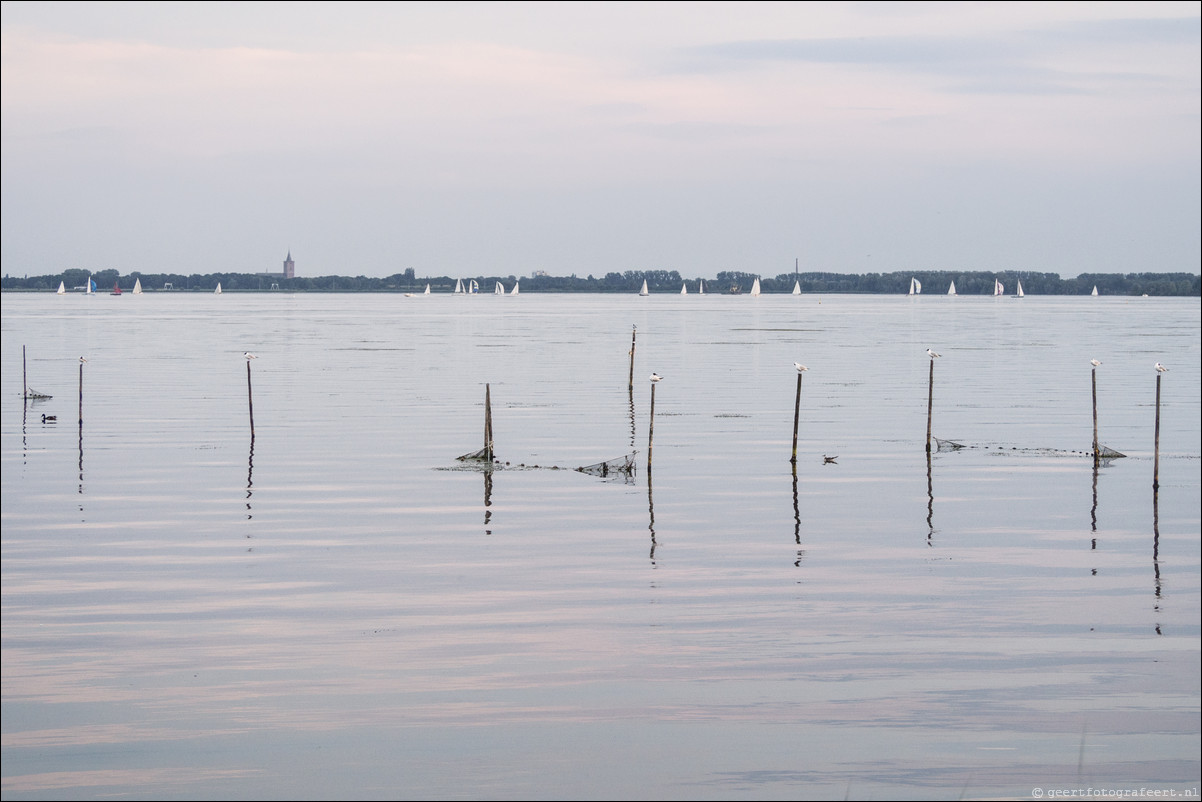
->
792, 280, 801, 295
454, 278, 464, 294
57, 281, 65, 295
681, 283, 687, 295
699, 279, 705, 295
214, 283, 222, 294
86, 275, 93, 294
994, 279, 1003, 296
424, 283, 431, 295
1091, 285, 1098, 296
468, 279, 479, 294
948, 281, 956, 295
639, 279, 648, 296
132, 278, 143, 294
909, 277, 921, 295
750, 277, 761, 296
1016, 280, 1024, 298
495, 281, 504, 295
510, 281, 519, 295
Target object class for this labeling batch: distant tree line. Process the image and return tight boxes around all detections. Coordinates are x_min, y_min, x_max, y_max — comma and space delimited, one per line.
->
2, 267, 1198, 296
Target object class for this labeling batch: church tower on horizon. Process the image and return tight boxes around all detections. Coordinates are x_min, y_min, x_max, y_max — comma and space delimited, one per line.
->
283, 251, 295, 279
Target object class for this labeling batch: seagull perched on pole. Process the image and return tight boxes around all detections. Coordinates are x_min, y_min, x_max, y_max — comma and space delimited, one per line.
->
1091, 359, 1102, 367
926, 349, 941, 359
794, 362, 808, 373
78, 356, 88, 363
244, 352, 258, 360
650, 373, 663, 383
1155, 362, 1168, 373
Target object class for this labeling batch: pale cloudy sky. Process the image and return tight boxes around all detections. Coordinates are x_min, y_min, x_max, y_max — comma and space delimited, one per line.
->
2, 1, 1198, 279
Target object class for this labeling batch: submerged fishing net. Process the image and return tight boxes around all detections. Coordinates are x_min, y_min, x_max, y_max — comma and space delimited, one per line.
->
576, 452, 637, 479
24, 387, 52, 399
456, 446, 496, 463
1096, 445, 1126, 459
934, 437, 965, 451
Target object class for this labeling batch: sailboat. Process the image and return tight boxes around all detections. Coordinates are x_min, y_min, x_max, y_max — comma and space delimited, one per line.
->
681, 283, 688, 295
1014, 280, 1024, 298
424, 283, 431, 295
510, 281, 519, 295
1091, 285, 1099, 296
111, 282, 122, 295
132, 278, 143, 295
454, 278, 465, 294
993, 279, 1004, 296
698, 279, 705, 295
495, 281, 505, 295
909, 277, 922, 295
56, 281, 65, 295
639, 279, 649, 296
792, 280, 801, 295
214, 283, 222, 294
468, 279, 479, 294
749, 277, 761, 296
86, 276, 95, 294
948, 281, 957, 296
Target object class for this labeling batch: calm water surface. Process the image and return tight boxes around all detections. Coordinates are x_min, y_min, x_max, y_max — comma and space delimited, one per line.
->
2, 292, 1200, 800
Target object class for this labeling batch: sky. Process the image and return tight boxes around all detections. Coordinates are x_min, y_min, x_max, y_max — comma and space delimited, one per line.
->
2, 1, 1199, 280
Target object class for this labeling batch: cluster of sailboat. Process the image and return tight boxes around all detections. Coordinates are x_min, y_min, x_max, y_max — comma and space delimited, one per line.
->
53, 273, 1103, 297
448, 278, 519, 295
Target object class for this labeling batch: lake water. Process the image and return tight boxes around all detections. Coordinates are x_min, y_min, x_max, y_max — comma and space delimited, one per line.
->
2, 292, 1199, 800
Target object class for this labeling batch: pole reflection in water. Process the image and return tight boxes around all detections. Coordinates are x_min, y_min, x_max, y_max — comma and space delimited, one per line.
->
484, 470, 493, 536
926, 450, 935, 545
246, 437, 255, 522
1153, 490, 1161, 634
647, 470, 656, 566
791, 466, 805, 567
1091, 457, 1100, 533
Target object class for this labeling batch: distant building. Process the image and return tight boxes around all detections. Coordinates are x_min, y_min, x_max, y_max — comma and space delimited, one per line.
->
258, 251, 296, 280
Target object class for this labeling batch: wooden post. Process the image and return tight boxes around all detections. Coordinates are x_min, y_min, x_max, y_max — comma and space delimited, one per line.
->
484, 383, 494, 462
247, 360, 255, 440
1092, 366, 1099, 457
925, 358, 935, 452
23, 345, 27, 400
647, 380, 657, 472
1153, 373, 1161, 491
78, 360, 84, 426
791, 371, 803, 464
628, 326, 637, 390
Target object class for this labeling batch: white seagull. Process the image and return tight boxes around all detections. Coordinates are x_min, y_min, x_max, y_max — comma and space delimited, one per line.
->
244, 352, 258, 360
1091, 359, 1102, 367
1155, 362, 1168, 373
794, 362, 808, 373
78, 356, 88, 363
926, 349, 941, 359
650, 373, 663, 383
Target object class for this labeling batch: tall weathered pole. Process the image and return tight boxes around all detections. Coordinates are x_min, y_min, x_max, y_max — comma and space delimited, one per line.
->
791, 363, 806, 464
648, 373, 661, 472
1153, 371, 1162, 492
78, 357, 86, 426
484, 383, 494, 463
1092, 364, 1099, 457
246, 357, 255, 440
925, 352, 937, 452
628, 325, 637, 391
